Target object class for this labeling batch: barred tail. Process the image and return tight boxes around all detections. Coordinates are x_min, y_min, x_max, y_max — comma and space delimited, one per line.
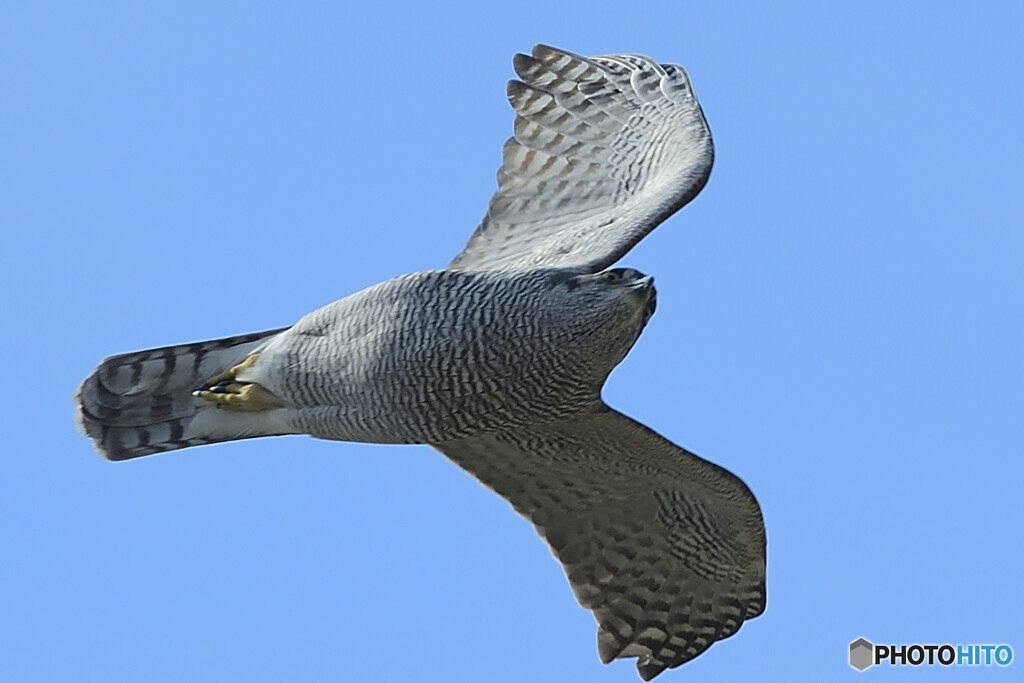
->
74, 327, 292, 461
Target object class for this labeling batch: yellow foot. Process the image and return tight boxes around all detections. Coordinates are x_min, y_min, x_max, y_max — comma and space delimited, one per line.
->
194, 354, 284, 412
201, 353, 261, 388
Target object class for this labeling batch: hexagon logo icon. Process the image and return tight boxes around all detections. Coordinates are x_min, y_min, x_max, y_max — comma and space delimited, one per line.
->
850, 638, 874, 671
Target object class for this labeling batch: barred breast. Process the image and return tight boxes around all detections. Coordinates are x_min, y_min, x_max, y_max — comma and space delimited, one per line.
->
246, 269, 643, 444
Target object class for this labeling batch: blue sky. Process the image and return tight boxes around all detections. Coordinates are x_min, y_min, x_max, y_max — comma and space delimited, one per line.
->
3, 1, 1022, 681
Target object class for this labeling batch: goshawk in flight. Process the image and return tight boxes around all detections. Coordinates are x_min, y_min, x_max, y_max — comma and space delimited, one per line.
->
75, 45, 766, 679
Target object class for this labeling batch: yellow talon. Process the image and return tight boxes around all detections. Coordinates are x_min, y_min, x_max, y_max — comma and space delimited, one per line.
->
203, 353, 261, 387
194, 353, 284, 412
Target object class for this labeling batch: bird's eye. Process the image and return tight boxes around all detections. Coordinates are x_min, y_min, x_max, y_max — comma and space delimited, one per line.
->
601, 271, 621, 283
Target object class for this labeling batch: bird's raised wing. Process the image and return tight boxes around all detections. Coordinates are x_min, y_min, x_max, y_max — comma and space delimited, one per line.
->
433, 406, 765, 680
448, 45, 714, 273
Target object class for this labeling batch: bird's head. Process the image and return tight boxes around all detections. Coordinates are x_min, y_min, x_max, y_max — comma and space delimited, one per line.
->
594, 267, 657, 322
547, 266, 658, 359
555, 267, 656, 320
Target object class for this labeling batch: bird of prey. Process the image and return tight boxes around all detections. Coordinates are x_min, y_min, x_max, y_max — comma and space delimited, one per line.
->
74, 45, 766, 679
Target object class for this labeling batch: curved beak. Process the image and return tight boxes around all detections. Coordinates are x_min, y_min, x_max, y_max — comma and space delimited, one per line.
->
628, 275, 657, 318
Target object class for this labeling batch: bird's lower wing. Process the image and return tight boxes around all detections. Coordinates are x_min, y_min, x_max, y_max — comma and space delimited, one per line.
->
432, 405, 765, 680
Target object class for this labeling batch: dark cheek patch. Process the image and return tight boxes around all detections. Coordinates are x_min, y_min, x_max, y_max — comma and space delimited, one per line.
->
547, 271, 580, 290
